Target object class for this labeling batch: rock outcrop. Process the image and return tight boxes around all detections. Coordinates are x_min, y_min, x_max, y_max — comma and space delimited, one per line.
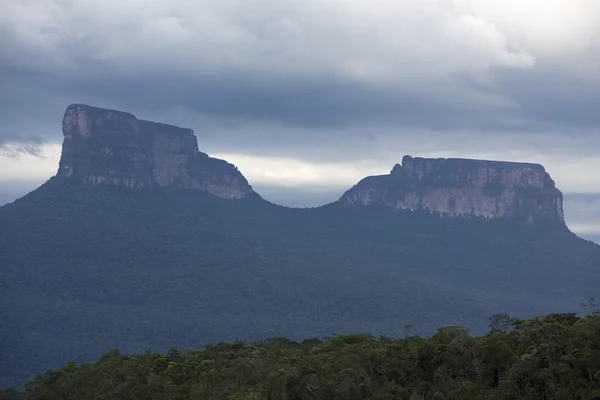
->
57, 104, 255, 199
340, 155, 564, 223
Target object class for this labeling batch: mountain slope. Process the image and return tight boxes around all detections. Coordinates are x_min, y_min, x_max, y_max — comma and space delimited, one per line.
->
1, 177, 599, 387
1, 104, 599, 387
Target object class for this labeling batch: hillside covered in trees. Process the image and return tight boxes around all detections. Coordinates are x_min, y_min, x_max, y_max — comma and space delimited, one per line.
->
2, 178, 600, 387
2, 308, 599, 400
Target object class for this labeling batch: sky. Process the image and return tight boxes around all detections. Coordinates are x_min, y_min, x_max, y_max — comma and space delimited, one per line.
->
0, 0, 599, 242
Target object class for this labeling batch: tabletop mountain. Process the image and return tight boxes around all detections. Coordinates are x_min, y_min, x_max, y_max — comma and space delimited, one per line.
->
58, 104, 255, 199
340, 155, 564, 223
1, 104, 598, 389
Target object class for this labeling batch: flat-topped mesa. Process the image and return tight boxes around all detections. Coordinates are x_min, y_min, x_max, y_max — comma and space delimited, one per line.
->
57, 104, 255, 199
340, 155, 565, 223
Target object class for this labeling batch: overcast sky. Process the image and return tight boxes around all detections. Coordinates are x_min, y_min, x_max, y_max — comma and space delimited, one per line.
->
0, 0, 599, 241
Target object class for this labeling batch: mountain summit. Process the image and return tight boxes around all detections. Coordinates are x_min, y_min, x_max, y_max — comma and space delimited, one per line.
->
58, 104, 255, 199
340, 155, 564, 223
58, 104, 564, 222
2, 104, 597, 388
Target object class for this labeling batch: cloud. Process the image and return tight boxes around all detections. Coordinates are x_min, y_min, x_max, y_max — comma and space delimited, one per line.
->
1, 142, 599, 240
564, 194, 600, 236
214, 142, 600, 195
0, 142, 44, 158
0, 143, 61, 181
0, 0, 598, 144
0, 1, 537, 76
0, 0, 599, 235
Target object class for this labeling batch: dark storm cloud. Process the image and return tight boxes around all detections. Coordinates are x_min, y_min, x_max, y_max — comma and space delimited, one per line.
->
0, 63, 519, 139
494, 66, 600, 130
3, 64, 600, 195
1, 60, 599, 164
0, 1, 598, 152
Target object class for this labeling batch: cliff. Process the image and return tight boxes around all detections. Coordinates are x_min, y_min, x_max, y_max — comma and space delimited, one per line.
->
340, 155, 565, 223
56, 104, 565, 221
57, 104, 255, 199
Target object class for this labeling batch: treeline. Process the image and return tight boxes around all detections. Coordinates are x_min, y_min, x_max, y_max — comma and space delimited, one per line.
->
3, 309, 600, 400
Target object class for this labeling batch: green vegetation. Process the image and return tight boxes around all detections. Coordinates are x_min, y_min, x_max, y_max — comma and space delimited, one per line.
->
1, 178, 599, 388
3, 309, 600, 399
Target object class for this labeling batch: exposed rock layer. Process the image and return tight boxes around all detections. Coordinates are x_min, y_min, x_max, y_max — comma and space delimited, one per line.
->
57, 104, 254, 199
340, 155, 564, 223
57, 105, 565, 221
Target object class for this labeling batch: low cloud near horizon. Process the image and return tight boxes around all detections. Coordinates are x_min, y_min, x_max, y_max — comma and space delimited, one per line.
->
1, 0, 599, 240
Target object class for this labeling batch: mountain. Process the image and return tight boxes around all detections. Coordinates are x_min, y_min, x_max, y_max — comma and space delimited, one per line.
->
1, 104, 599, 388
341, 155, 563, 222
58, 104, 255, 199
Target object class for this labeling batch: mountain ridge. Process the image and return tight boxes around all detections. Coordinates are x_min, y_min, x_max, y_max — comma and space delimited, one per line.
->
2, 176, 597, 387
1, 104, 598, 388
56, 104, 565, 224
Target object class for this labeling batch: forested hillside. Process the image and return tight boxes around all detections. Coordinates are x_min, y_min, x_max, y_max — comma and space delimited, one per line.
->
2, 308, 599, 400
1, 178, 600, 388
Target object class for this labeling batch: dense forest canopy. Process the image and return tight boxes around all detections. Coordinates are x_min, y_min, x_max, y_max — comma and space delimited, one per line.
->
1, 178, 600, 388
2, 307, 600, 400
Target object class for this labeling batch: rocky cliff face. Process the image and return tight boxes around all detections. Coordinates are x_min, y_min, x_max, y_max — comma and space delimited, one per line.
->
57, 104, 255, 199
340, 155, 564, 223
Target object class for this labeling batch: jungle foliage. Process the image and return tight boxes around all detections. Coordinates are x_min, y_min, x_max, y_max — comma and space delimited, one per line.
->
4, 308, 600, 400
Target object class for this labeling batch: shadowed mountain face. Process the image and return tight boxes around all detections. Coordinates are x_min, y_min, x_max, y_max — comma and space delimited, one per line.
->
58, 104, 564, 222
58, 104, 255, 199
340, 155, 564, 223
0, 105, 598, 388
